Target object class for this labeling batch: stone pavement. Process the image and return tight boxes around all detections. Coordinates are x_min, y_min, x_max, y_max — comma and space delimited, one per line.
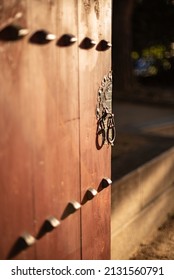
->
113, 101, 174, 134
111, 101, 174, 181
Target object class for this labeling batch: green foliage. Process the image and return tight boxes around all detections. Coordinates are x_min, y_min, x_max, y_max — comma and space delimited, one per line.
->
142, 45, 166, 59
132, 0, 174, 76
132, 44, 172, 76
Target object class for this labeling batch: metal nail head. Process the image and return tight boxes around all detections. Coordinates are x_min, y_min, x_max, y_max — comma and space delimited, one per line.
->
20, 232, 36, 246
102, 177, 112, 188
87, 188, 98, 200
70, 200, 81, 210
46, 216, 60, 228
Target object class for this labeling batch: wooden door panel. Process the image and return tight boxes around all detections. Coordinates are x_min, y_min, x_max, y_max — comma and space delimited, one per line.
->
0, 1, 36, 259
0, 0, 111, 260
27, 0, 81, 259
78, 0, 112, 259
0, 0, 25, 30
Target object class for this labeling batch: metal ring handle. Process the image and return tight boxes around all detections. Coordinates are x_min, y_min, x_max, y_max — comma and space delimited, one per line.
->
107, 125, 116, 145
96, 120, 106, 148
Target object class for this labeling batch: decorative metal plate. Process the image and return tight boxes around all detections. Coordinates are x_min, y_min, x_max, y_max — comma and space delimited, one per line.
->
96, 71, 115, 148
96, 70, 112, 120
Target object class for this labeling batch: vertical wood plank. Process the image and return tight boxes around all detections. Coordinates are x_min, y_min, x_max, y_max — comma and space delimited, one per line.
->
0, 0, 112, 260
78, 0, 112, 259
0, 0, 36, 259
27, 0, 81, 259
0, 0, 25, 29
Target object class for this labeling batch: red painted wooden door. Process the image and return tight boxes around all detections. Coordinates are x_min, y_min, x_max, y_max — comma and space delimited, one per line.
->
0, 0, 112, 260
79, 1, 112, 259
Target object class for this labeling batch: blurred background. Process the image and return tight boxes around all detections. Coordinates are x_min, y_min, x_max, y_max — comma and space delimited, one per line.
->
111, 0, 174, 180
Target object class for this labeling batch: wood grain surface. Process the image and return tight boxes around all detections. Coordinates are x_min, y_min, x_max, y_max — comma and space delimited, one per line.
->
79, 0, 112, 259
0, 0, 35, 259
0, 0, 111, 260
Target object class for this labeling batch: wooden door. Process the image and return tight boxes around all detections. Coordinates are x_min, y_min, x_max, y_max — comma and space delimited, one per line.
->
79, 1, 112, 259
0, 0, 36, 260
0, 0, 112, 260
27, 0, 81, 260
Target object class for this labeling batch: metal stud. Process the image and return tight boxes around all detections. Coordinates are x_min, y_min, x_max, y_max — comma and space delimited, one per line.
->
96, 40, 112, 51
46, 216, 60, 228
69, 35, 77, 43
20, 232, 36, 246
69, 200, 81, 210
90, 39, 97, 45
79, 37, 97, 49
29, 30, 56, 44
87, 188, 98, 200
106, 41, 112, 48
102, 177, 112, 188
18, 29, 29, 37
101, 40, 112, 49
57, 34, 77, 46
45, 33, 56, 41
0, 24, 29, 41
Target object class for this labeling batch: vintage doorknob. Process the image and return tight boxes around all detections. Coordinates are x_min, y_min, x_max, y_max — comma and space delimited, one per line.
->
20, 232, 36, 246
0, 24, 29, 41
87, 188, 98, 200
46, 216, 60, 229
102, 177, 112, 188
